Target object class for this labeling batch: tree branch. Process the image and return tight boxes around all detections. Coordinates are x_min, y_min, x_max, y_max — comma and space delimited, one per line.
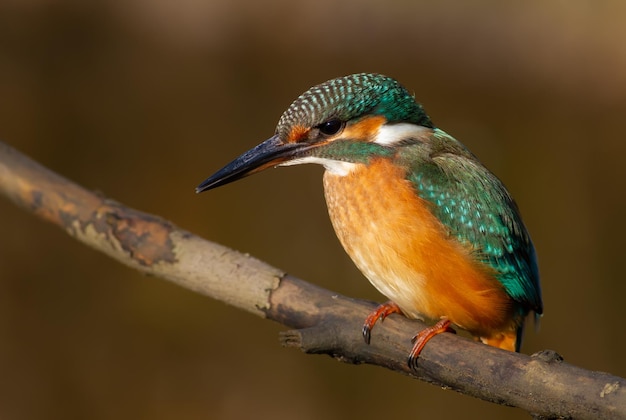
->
0, 141, 624, 419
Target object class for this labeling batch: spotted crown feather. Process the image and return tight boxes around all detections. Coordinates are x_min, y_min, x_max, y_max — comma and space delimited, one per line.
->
276, 73, 434, 139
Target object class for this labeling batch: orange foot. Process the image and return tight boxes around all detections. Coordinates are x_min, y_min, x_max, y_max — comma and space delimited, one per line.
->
408, 318, 456, 369
362, 301, 402, 344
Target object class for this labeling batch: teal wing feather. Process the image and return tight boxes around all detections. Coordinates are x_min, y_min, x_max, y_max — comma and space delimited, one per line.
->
401, 130, 543, 316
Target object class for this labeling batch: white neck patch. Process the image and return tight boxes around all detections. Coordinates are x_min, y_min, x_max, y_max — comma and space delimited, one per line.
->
374, 123, 432, 146
278, 156, 358, 176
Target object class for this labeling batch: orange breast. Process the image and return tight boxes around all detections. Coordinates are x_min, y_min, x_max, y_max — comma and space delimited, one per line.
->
323, 158, 517, 341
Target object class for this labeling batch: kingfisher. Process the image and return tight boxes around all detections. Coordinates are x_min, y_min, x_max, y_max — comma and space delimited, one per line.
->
196, 73, 543, 368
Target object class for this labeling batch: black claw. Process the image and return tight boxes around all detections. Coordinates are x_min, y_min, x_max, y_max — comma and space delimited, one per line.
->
408, 354, 419, 370
362, 325, 372, 344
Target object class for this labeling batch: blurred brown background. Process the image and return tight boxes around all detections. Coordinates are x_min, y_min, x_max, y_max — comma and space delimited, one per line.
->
0, 1, 625, 419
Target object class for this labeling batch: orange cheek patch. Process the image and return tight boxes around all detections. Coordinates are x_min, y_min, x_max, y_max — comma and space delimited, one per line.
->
340, 115, 386, 142
287, 125, 309, 143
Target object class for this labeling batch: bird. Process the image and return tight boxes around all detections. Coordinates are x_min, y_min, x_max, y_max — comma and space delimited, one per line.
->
196, 73, 543, 368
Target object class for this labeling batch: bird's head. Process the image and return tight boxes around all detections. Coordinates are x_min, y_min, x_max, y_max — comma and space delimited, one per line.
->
196, 73, 434, 193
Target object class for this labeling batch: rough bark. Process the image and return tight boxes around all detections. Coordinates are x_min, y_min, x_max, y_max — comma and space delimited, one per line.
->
0, 141, 624, 419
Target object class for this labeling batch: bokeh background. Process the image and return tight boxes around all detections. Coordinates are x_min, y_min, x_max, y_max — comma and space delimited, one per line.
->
1, 1, 625, 419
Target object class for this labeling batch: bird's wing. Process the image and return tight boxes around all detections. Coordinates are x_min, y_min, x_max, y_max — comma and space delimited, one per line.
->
404, 140, 543, 315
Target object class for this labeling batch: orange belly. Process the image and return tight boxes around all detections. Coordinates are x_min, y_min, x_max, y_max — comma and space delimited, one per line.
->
323, 158, 517, 344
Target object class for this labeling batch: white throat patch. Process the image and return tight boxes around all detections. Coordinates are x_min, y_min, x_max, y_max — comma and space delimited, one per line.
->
279, 156, 358, 176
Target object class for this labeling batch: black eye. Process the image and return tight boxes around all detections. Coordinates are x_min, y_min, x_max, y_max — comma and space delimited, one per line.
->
318, 119, 343, 136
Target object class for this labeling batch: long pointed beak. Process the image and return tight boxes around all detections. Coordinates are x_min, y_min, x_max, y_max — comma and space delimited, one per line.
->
196, 135, 307, 193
